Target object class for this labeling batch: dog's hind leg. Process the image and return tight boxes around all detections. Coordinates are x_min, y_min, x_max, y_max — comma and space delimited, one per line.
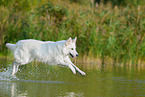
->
12, 62, 19, 75
12, 48, 32, 75
15, 63, 19, 73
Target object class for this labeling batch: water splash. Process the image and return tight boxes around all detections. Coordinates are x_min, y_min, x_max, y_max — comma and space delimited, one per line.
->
0, 65, 18, 81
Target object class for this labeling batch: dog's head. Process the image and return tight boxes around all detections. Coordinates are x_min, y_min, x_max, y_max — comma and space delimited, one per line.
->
64, 37, 78, 58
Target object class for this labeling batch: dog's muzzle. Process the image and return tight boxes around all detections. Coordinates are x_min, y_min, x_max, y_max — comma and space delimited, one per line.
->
69, 53, 79, 58
69, 53, 74, 58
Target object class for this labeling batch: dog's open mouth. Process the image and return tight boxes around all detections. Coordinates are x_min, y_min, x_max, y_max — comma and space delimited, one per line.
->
69, 53, 74, 58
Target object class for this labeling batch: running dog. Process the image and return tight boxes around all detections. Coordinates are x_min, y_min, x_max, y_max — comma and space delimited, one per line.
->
6, 37, 86, 75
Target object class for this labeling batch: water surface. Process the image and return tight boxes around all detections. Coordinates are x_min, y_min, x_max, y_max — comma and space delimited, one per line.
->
0, 58, 145, 97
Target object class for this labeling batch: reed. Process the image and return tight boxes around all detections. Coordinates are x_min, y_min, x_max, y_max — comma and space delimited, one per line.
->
0, 0, 145, 65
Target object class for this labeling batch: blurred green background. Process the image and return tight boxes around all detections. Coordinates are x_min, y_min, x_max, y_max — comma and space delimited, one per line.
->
0, 0, 145, 65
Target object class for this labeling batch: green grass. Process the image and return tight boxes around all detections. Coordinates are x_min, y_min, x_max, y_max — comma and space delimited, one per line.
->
0, 0, 145, 65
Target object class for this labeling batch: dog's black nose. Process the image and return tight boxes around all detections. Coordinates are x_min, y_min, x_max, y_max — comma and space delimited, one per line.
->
76, 54, 79, 57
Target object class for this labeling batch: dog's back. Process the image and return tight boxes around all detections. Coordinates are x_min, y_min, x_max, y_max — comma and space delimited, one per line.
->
6, 39, 65, 65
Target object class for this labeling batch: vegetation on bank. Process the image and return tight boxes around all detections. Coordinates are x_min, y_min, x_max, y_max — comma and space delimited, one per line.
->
0, 0, 145, 64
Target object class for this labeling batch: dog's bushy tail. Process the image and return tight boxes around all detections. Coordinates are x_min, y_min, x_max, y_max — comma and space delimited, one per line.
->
6, 43, 16, 52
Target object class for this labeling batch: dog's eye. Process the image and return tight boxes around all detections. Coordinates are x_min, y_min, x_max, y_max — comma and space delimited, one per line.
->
71, 48, 73, 50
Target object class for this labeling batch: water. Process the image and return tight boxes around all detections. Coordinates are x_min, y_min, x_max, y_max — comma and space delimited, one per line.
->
0, 58, 145, 97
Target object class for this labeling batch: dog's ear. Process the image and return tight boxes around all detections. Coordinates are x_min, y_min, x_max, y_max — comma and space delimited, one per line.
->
65, 37, 72, 46
73, 37, 77, 43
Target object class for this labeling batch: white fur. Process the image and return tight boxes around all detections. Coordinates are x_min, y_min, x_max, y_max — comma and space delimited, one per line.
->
6, 37, 86, 75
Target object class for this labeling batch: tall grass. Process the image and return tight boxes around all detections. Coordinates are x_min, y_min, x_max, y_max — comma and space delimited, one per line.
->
0, 0, 145, 65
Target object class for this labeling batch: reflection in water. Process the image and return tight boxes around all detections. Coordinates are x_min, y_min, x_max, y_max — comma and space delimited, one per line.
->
0, 58, 145, 97
0, 80, 83, 97
63, 92, 84, 97
0, 81, 27, 97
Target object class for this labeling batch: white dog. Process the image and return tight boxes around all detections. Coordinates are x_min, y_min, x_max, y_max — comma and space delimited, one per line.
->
6, 37, 86, 75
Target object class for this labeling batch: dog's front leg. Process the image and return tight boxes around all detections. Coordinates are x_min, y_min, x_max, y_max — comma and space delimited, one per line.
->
65, 57, 86, 75
71, 63, 86, 75
68, 64, 76, 74
60, 61, 76, 74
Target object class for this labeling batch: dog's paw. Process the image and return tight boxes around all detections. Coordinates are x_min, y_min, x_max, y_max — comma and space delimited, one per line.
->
72, 70, 76, 74
80, 71, 86, 75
